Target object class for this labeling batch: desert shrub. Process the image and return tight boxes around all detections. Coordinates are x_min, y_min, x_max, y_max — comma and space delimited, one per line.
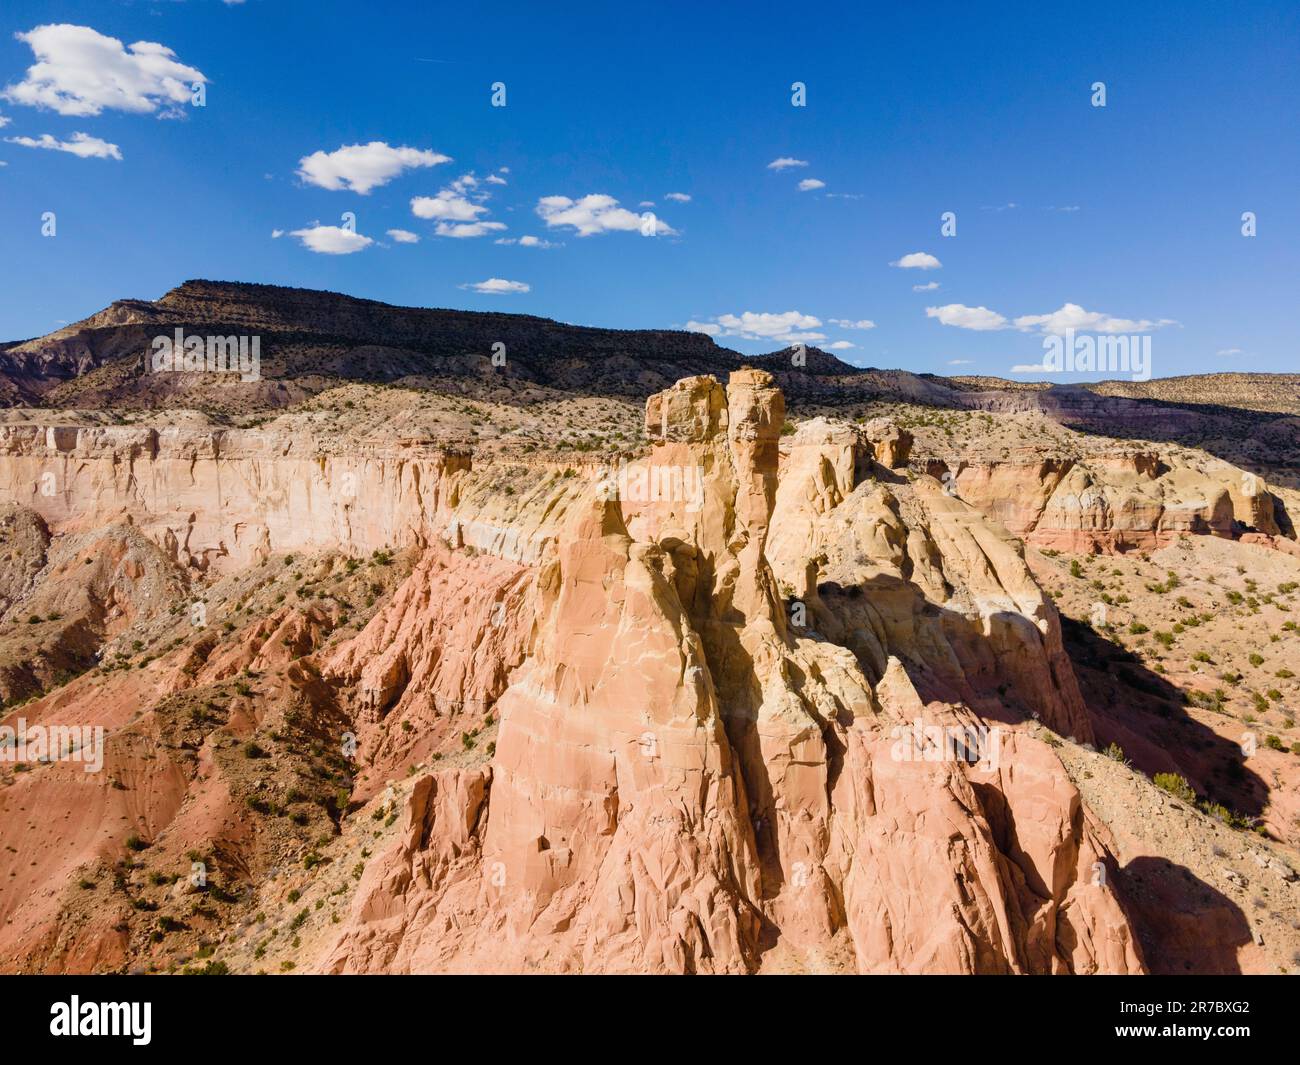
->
1153, 772, 1196, 804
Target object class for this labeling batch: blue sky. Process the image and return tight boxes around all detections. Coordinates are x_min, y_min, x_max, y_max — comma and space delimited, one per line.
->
0, 0, 1296, 380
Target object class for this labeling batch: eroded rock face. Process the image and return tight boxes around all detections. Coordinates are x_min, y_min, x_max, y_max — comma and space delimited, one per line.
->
768, 421, 1092, 742
0, 426, 470, 571
319, 374, 1142, 974
947, 450, 1285, 554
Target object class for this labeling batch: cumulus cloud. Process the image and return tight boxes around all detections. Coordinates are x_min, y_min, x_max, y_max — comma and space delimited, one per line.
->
913, 281, 940, 292
412, 191, 483, 221
1012, 302, 1177, 335
925, 300, 1175, 335
1011, 362, 1051, 373
925, 304, 1008, 331
271, 229, 284, 238
684, 320, 721, 336
828, 341, 855, 350
460, 278, 529, 294
891, 251, 942, 270
386, 228, 419, 243
411, 172, 507, 237
689, 311, 826, 344
767, 157, 808, 170
3, 23, 206, 117
798, 178, 825, 191
946, 359, 973, 365
435, 221, 506, 238
495, 234, 558, 248
6, 131, 120, 159
0, 114, 8, 128
536, 194, 676, 237
297, 142, 449, 194
829, 318, 875, 330
664, 192, 691, 202
288, 224, 373, 255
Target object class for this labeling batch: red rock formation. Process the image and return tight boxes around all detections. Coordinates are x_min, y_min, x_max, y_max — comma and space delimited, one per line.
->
319, 373, 1142, 973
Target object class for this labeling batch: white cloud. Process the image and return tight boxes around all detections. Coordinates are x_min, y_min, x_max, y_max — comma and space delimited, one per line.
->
298, 142, 448, 194
664, 192, 691, 202
536, 193, 676, 237
913, 281, 940, 292
702, 310, 824, 344
1012, 302, 1177, 335
386, 228, 419, 244
412, 191, 483, 221
685, 320, 721, 336
1011, 362, 1051, 373
925, 304, 1008, 331
411, 172, 507, 238
461, 278, 529, 295
437, 221, 506, 238
891, 251, 942, 270
0, 114, 8, 128
496, 234, 557, 248
798, 178, 825, 191
946, 359, 973, 365
828, 341, 855, 350
271, 228, 284, 238
829, 318, 875, 330
6, 131, 120, 159
288, 224, 373, 255
4, 24, 206, 117
485, 173, 507, 185
925, 300, 1174, 335
767, 157, 808, 170
1217, 347, 1244, 356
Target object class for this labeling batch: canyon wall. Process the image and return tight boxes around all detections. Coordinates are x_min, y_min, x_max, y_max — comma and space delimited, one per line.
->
0, 426, 468, 570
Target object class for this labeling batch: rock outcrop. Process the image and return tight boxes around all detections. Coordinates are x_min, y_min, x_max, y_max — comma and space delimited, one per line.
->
941, 449, 1287, 554
319, 373, 1142, 974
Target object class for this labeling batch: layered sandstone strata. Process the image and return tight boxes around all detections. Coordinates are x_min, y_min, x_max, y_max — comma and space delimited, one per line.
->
319, 373, 1142, 973
0, 425, 469, 571
942, 449, 1284, 553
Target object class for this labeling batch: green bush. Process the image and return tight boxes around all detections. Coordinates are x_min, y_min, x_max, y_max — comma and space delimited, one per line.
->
1153, 772, 1196, 804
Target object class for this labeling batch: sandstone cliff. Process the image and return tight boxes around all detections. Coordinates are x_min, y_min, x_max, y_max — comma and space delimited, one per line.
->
316, 372, 1142, 973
